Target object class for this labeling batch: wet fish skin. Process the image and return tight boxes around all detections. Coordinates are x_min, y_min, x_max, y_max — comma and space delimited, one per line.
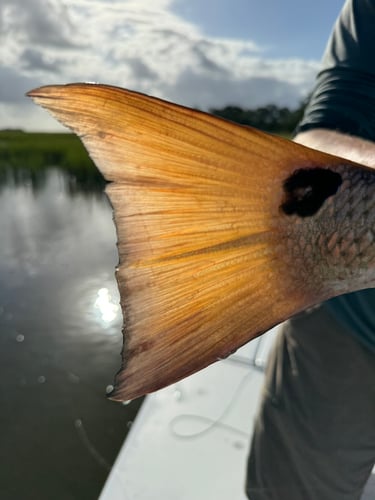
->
281, 164, 375, 300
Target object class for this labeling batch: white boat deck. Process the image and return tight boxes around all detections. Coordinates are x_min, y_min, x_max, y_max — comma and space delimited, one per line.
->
101, 326, 375, 500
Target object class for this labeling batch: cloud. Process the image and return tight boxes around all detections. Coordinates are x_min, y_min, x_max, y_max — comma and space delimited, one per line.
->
20, 49, 63, 72
0, 0, 320, 131
161, 70, 305, 110
125, 58, 158, 82
0, 67, 40, 103
1, 0, 82, 49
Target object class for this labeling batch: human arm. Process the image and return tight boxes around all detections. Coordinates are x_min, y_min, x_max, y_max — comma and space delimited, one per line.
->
294, 128, 375, 169
294, 0, 375, 168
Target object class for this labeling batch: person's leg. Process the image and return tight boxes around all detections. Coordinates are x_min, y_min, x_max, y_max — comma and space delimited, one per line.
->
246, 305, 375, 500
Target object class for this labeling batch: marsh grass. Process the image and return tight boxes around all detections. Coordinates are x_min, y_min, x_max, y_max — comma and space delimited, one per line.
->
0, 130, 105, 193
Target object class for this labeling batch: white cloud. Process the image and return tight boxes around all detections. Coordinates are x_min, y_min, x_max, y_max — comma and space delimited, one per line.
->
1, 0, 83, 51
0, 0, 319, 131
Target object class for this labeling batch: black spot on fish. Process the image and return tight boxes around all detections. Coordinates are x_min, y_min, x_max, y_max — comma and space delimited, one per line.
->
281, 168, 342, 217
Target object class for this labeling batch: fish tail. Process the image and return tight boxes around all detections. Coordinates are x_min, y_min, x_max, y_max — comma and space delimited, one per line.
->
27, 84, 360, 400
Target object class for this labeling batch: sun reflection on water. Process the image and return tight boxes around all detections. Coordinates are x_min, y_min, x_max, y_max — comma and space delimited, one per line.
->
94, 287, 119, 324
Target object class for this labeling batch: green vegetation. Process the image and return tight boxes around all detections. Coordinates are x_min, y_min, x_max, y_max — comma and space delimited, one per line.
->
0, 129, 96, 169
0, 130, 105, 192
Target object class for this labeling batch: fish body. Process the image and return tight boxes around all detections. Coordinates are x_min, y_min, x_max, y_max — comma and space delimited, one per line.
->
27, 84, 375, 401
281, 165, 375, 297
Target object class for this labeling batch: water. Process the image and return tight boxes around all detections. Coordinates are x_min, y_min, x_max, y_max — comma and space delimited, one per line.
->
0, 167, 142, 499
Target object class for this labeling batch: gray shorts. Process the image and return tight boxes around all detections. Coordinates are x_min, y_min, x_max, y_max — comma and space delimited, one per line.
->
246, 305, 375, 500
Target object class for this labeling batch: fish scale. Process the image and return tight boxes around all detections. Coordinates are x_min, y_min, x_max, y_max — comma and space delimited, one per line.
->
300, 164, 375, 294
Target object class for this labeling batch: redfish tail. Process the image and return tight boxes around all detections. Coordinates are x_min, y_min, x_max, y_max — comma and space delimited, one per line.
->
27, 83, 350, 401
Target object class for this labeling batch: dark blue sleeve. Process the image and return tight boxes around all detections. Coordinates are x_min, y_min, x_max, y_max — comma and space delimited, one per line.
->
296, 0, 375, 141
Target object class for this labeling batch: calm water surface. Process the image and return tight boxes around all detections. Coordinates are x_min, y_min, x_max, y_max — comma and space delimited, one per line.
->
0, 168, 142, 499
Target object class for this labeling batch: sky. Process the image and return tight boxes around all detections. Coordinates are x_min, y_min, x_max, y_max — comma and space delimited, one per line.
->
0, 0, 344, 131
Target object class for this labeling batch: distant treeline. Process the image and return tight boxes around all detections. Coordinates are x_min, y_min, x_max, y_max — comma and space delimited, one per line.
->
210, 99, 307, 134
